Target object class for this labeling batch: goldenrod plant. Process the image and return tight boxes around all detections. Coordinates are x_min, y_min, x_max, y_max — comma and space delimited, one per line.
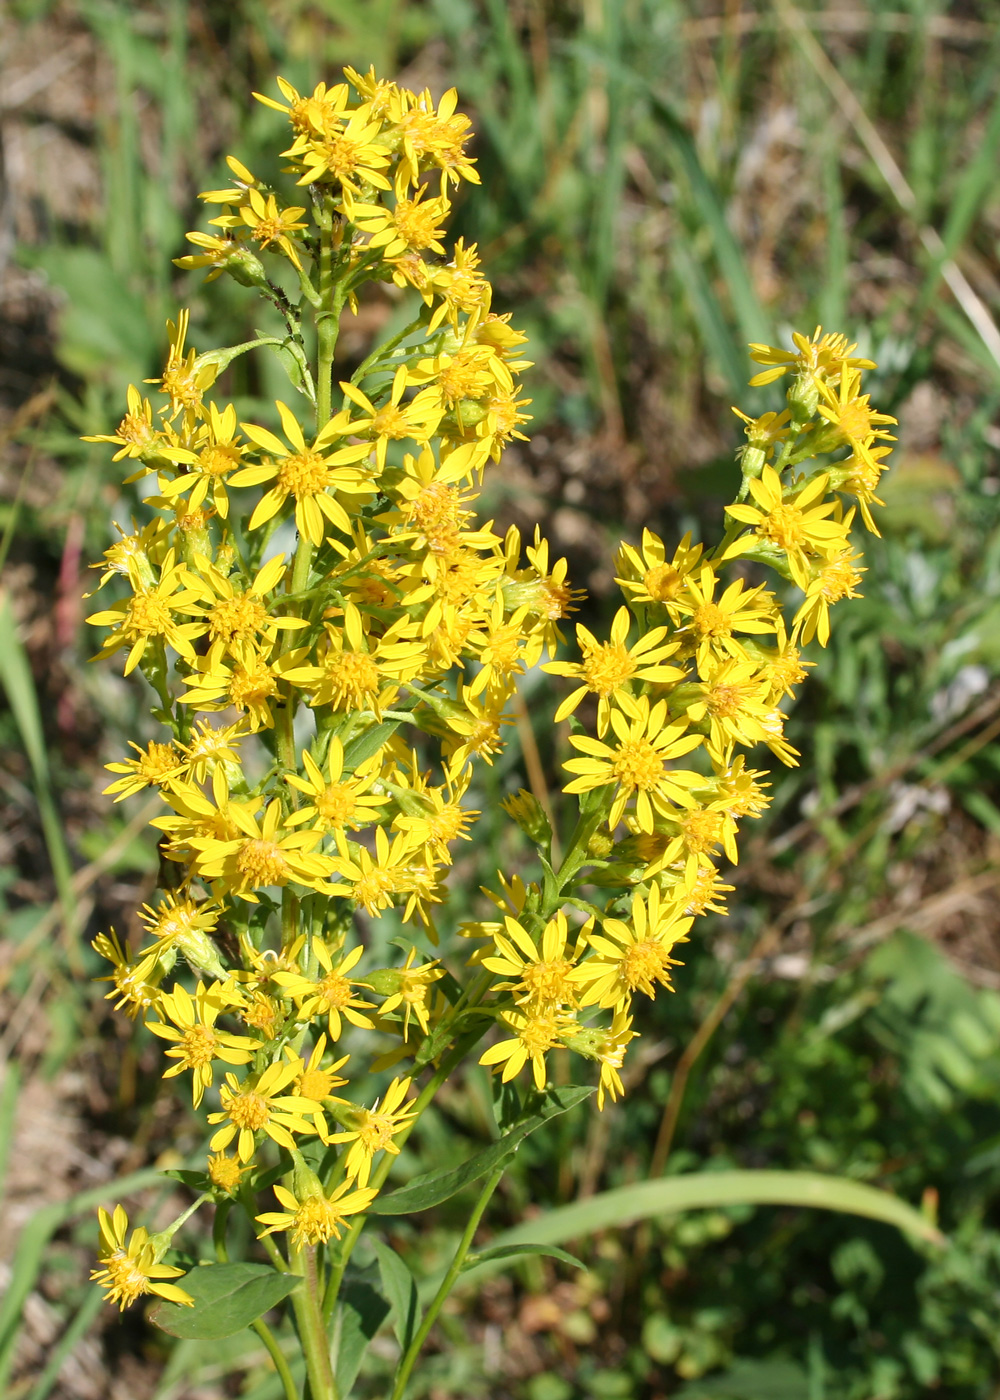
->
84, 68, 901, 1398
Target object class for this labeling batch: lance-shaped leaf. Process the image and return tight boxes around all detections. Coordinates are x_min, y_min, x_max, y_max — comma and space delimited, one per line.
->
371, 1086, 594, 1216
460, 1168, 944, 1285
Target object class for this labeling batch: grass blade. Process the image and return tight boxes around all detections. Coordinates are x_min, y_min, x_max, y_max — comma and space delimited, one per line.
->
463, 1168, 943, 1280
0, 590, 76, 942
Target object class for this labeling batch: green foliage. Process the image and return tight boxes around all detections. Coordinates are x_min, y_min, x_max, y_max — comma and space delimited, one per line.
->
151, 1262, 301, 1340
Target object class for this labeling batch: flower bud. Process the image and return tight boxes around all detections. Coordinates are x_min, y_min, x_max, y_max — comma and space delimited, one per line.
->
787, 371, 819, 425
740, 443, 767, 479
222, 246, 269, 289
290, 1150, 325, 1201
502, 789, 552, 845
175, 925, 228, 981
586, 829, 614, 860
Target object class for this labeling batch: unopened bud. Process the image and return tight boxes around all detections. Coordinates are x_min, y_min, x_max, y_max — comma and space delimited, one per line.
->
502, 789, 552, 845
222, 246, 268, 288
787, 371, 819, 425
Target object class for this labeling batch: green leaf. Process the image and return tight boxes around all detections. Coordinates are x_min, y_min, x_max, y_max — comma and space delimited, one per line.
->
333, 1263, 391, 1394
372, 1238, 419, 1351
150, 1263, 300, 1340
343, 719, 401, 771
161, 1169, 211, 1191
371, 1085, 593, 1216
462, 1168, 943, 1279
463, 1243, 584, 1272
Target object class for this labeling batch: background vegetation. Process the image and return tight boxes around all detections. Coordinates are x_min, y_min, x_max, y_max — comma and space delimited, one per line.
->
3, 1, 1000, 1397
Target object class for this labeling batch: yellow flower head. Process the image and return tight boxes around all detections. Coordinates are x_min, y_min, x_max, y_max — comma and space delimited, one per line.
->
91, 1205, 193, 1311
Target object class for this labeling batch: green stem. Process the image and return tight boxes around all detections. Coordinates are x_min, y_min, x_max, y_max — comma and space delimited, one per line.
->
289, 1242, 338, 1400
216, 1200, 300, 1400
212, 1198, 232, 1261
252, 1318, 300, 1400
541, 803, 607, 915
291, 538, 315, 597
314, 198, 345, 429
239, 1188, 290, 1272
349, 315, 426, 388
389, 1165, 505, 1400
322, 1029, 487, 1321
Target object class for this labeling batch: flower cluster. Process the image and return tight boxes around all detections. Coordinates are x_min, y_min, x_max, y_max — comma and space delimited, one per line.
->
84, 69, 892, 1318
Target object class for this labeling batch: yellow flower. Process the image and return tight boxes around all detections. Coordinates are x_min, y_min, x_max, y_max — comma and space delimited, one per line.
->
464, 591, 538, 698
277, 602, 426, 716
103, 739, 185, 801
563, 693, 703, 831
748, 327, 875, 388
839, 443, 892, 534
724, 466, 847, 588
82, 384, 164, 460
545, 605, 685, 735
151, 310, 218, 421
156, 403, 247, 519
591, 1010, 636, 1110
615, 529, 703, 614
352, 186, 451, 259
213, 187, 308, 268
137, 890, 222, 950
571, 886, 692, 1011
92, 931, 162, 1020
508, 530, 584, 656
391, 770, 479, 865
482, 911, 583, 1012
178, 717, 251, 785
208, 1061, 320, 1162
340, 366, 443, 471
440, 684, 514, 778
173, 229, 241, 282
232, 401, 372, 546
207, 1153, 250, 1194
817, 366, 897, 473
674, 564, 779, 667
284, 738, 389, 852
479, 1007, 577, 1091
685, 656, 785, 760
793, 544, 866, 646
186, 797, 340, 903
327, 1076, 417, 1186
177, 647, 282, 730
147, 981, 257, 1107
389, 85, 479, 194
91, 1205, 193, 1311
373, 947, 446, 1037
679, 863, 736, 917
254, 76, 354, 137
329, 826, 427, 917
427, 239, 489, 329
284, 108, 393, 215
257, 1180, 378, 1247
184, 552, 308, 662
286, 1033, 350, 1105
87, 549, 203, 676
274, 939, 376, 1040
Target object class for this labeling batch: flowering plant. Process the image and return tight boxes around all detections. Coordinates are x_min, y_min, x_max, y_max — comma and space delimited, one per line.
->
84, 67, 894, 1398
